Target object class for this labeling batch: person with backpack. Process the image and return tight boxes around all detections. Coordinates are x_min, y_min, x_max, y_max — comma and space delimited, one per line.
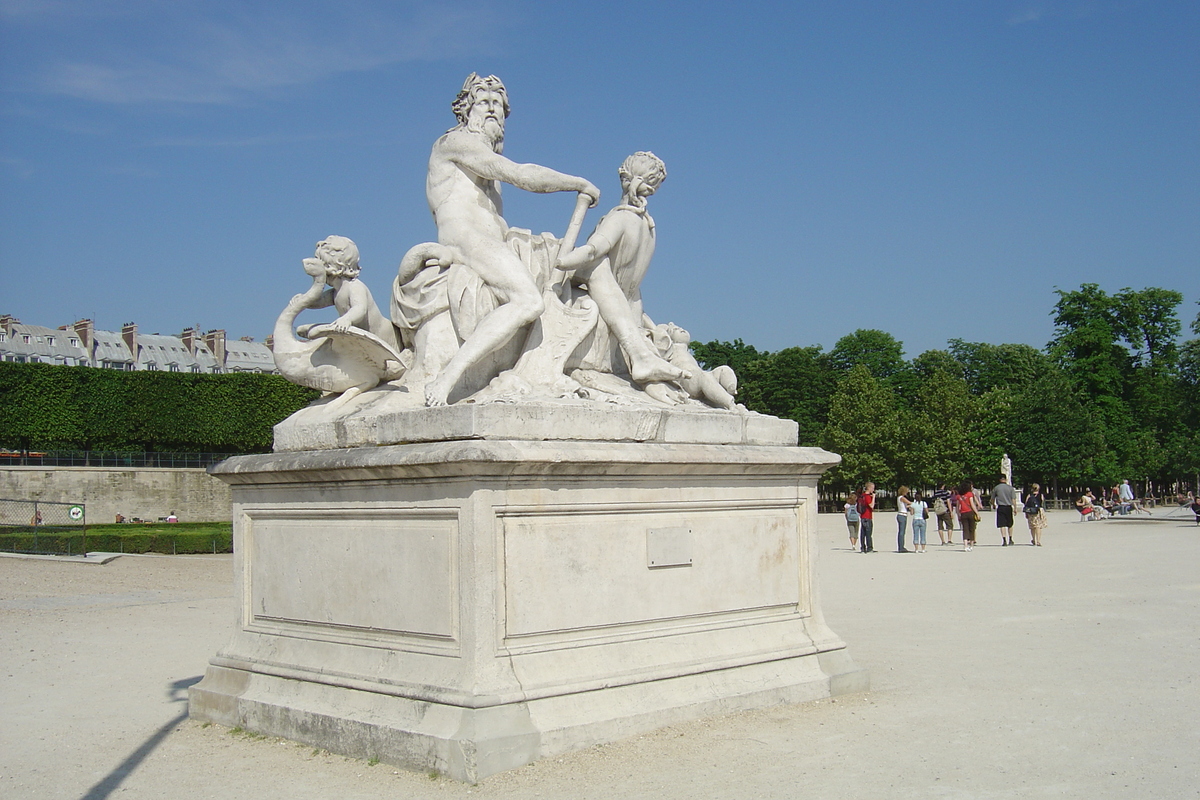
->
858, 482, 876, 553
844, 491, 861, 551
932, 482, 954, 545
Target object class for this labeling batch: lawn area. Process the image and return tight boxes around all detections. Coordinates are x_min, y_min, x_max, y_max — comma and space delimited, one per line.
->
0, 521, 233, 555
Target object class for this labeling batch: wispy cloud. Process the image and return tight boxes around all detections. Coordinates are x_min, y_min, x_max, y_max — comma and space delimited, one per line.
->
146, 130, 347, 148
98, 162, 160, 178
0, 155, 36, 178
1008, 6, 1044, 25
9, 1, 506, 105
1007, 1, 1103, 26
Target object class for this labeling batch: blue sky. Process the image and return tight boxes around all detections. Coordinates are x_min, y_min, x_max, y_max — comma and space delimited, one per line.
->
2, 1, 1197, 359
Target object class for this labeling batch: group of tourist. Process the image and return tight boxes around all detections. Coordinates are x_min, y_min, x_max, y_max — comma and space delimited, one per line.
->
843, 477, 1050, 553
1074, 480, 1153, 520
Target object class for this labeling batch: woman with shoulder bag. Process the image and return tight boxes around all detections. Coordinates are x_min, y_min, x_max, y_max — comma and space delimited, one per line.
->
844, 492, 861, 551
1024, 482, 1048, 546
958, 480, 983, 551
910, 491, 929, 553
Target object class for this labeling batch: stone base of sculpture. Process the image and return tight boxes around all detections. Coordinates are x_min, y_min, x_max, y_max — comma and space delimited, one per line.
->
189, 433, 866, 782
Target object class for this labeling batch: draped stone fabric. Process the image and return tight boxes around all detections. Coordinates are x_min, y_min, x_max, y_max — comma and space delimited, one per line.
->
392, 228, 561, 347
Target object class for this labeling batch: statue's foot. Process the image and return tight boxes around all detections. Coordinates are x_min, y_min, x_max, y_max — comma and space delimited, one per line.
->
630, 355, 688, 384
424, 376, 451, 407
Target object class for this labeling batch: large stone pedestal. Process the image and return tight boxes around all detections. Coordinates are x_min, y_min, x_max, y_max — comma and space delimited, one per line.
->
190, 422, 865, 781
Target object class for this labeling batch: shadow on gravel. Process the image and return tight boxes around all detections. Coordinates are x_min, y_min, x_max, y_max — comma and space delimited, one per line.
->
79, 676, 202, 800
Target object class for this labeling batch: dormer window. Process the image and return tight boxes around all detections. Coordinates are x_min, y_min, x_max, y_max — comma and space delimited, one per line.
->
46, 336, 55, 346
22, 335, 31, 344
69, 337, 79, 347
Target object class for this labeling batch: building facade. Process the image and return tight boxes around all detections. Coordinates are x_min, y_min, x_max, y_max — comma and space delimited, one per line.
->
0, 315, 277, 375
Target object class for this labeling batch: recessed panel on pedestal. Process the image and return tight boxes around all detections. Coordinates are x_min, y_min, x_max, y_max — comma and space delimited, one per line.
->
245, 510, 459, 646
499, 498, 804, 641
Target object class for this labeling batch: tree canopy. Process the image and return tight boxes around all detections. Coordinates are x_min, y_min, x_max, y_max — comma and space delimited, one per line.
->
692, 283, 1198, 496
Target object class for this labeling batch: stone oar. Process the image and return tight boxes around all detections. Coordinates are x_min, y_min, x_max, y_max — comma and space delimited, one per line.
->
477, 191, 598, 400
550, 191, 594, 297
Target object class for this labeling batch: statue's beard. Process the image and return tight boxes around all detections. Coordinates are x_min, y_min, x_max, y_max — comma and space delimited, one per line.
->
467, 116, 505, 152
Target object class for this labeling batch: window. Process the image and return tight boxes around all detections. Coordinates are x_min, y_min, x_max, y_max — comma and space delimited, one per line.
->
191, 366, 202, 373
69, 338, 79, 347
169, 364, 180, 372
0, 333, 6, 341
46, 336, 55, 346
146, 363, 158, 371
22, 335, 30, 344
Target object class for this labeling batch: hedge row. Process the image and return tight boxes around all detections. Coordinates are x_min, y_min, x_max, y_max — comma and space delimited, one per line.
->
0, 530, 233, 555
0, 362, 318, 452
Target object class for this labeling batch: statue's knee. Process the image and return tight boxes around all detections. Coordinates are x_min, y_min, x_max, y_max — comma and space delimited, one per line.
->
514, 293, 544, 324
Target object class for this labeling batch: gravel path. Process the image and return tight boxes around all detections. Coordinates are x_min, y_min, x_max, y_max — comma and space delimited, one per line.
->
2, 510, 1197, 799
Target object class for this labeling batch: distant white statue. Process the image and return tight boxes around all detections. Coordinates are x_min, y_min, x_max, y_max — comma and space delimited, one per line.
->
1001, 453, 1013, 485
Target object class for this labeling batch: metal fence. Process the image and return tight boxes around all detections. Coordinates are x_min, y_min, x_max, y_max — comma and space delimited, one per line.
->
0, 498, 87, 555
0, 451, 238, 468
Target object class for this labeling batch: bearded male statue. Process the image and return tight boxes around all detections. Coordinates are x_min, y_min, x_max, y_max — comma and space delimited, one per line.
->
403, 73, 600, 406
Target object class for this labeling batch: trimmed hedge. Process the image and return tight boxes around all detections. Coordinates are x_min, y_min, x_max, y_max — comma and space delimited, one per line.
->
0, 362, 318, 452
0, 522, 234, 555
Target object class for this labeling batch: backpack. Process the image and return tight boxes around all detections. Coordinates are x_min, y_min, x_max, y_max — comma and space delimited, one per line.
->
932, 497, 947, 515
845, 503, 860, 522
856, 496, 869, 515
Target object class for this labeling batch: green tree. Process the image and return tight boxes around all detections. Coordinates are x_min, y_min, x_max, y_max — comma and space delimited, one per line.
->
947, 340, 1051, 395
897, 369, 974, 487
1048, 284, 1128, 400
1113, 287, 1183, 374
1007, 368, 1105, 489
910, 349, 964, 381
738, 346, 835, 446
820, 364, 902, 493
689, 338, 766, 378
827, 329, 906, 381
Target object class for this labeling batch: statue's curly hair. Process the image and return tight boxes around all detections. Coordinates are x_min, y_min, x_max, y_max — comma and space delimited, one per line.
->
618, 151, 667, 188
316, 235, 360, 279
452, 73, 510, 125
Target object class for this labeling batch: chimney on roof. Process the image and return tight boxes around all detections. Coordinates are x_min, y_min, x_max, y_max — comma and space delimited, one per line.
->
181, 327, 200, 355
71, 319, 96, 362
203, 329, 226, 367
121, 322, 139, 363
265, 334, 274, 351
0, 314, 18, 338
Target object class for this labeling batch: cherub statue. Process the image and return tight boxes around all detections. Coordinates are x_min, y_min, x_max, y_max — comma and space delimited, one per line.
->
644, 323, 740, 410
272, 236, 406, 410
295, 236, 401, 351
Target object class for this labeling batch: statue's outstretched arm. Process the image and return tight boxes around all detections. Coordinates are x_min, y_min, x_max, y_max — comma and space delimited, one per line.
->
446, 132, 599, 203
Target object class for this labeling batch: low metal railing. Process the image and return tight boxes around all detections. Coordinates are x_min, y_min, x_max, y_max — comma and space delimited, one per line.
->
0, 451, 240, 468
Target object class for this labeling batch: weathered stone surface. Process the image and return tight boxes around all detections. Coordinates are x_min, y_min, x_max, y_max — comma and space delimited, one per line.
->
272, 398, 800, 452
190, 439, 865, 781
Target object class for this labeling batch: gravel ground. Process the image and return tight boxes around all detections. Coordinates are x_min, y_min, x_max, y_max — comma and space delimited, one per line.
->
2, 509, 1198, 799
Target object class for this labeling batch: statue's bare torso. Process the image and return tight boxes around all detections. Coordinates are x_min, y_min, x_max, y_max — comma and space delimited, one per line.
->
419, 83, 597, 406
